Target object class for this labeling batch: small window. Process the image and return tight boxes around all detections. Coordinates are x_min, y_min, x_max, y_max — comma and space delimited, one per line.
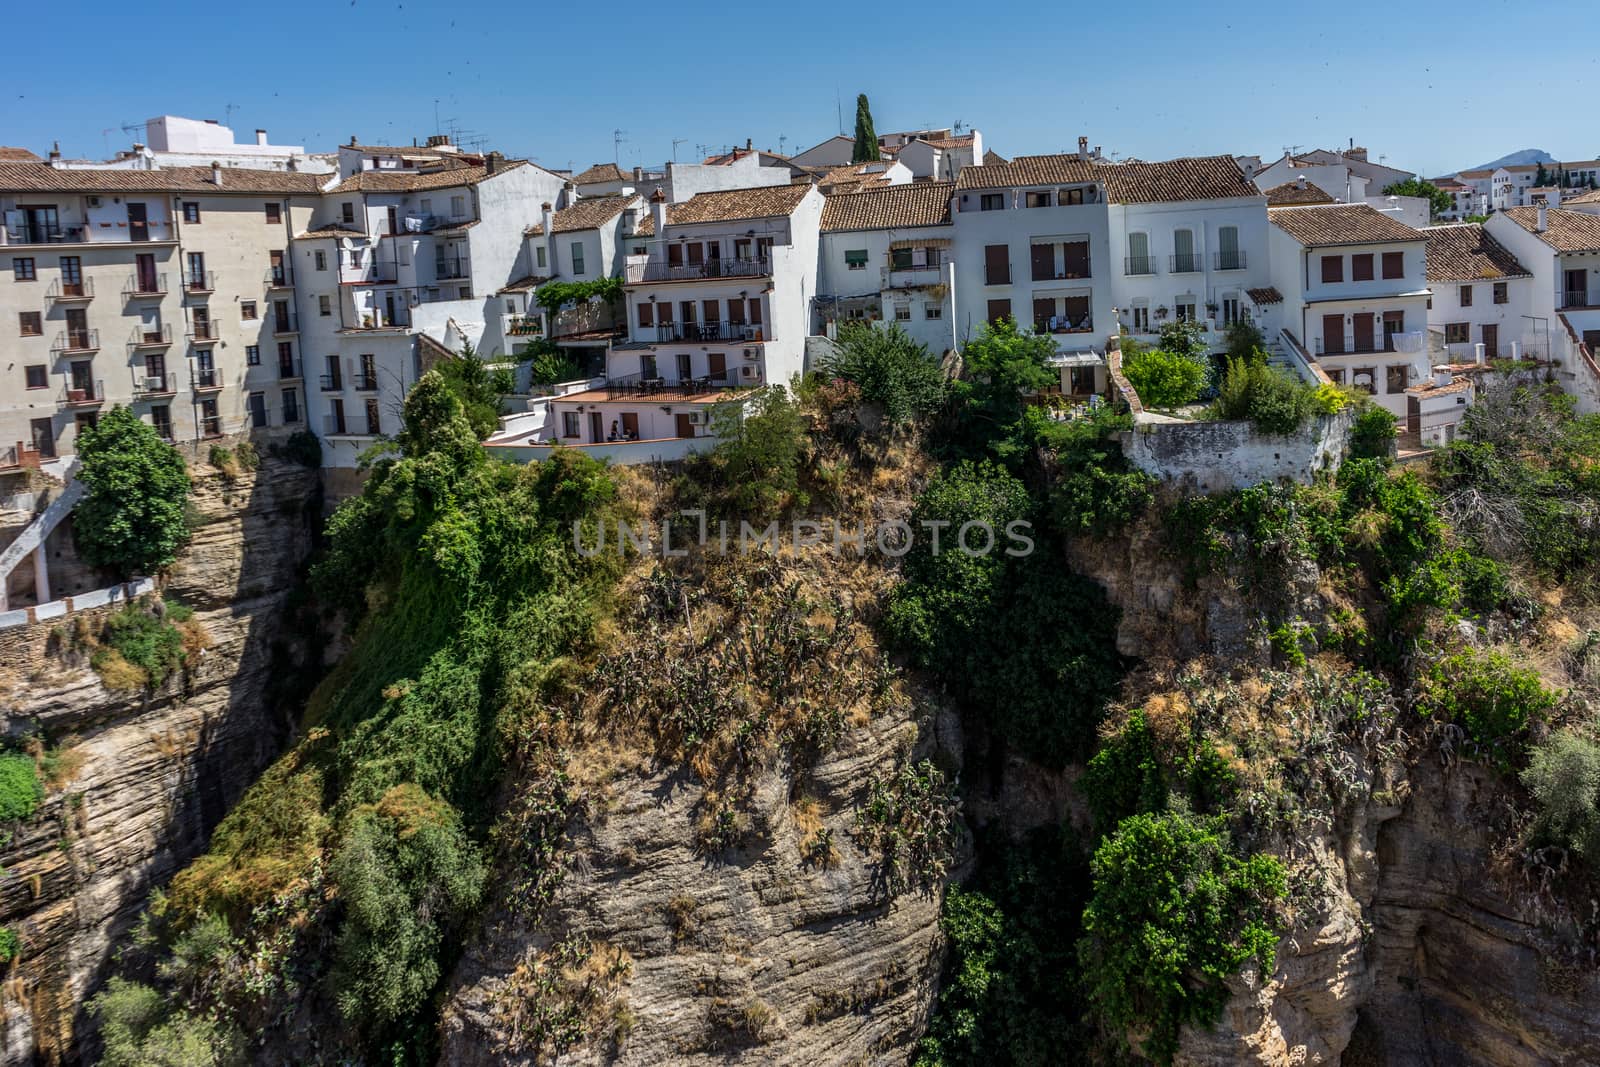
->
450, 195, 465, 218
1024, 190, 1052, 208
1493, 282, 1508, 304
536, 246, 547, 268
1351, 253, 1374, 281
894, 304, 911, 321
1445, 322, 1470, 344
25, 364, 47, 388
1386, 365, 1409, 393
241, 300, 258, 320
980, 193, 1004, 211
19, 311, 42, 336
315, 250, 327, 271
1321, 255, 1343, 283
318, 295, 331, 316
182, 202, 201, 223
341, 202, 355, 224
638, 302, 654, 327
1459, 284, 1473, 307
245, 344, 261, 366
844, 249, 868, 270
1382, 252, 1404, 279
986, 298, 1011, 325
1058, 187, 1086, 206
925, 303, 942, 320
562, 411, 581, 438
571, 242, 585, 274
265, 203, 282, 224
13, 257, 35, 281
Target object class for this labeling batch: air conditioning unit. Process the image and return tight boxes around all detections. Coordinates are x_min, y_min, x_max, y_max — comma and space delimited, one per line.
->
743, 347, 757, 360
741, 365, 758, 379
143, 375, 165, 391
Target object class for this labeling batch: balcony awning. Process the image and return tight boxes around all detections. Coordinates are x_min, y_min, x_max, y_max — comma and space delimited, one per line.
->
889, 237, 952, 250
1047, 351, 1104, 368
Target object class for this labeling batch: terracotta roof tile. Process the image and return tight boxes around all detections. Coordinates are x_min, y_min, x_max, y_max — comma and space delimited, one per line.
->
1246, 287, 1284, 306
294, 224, 369, 240
1262, 180, 1336, 206
330, 160, 525, 193
0, 162, 326, 194
1567, 187, 1600, 206
957, 154, 1258, 203
1421, 224, 1531, 281
821, 183, 953, 231
0, 147, 41, 162
497, 274, 552, 294
1501, 206, 1600, 253
1405, 375, 1473, 397
982, 149, 1007, 166
573, 162, 626, 185
957, 153, 1096, 190
657, 183, 812, 229
1268, 203, 1423, 246
524, 194, 640, 236
915, 136, 975, 150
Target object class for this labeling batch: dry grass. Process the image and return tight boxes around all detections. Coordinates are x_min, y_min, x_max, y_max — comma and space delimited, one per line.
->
91, 649, 147, 691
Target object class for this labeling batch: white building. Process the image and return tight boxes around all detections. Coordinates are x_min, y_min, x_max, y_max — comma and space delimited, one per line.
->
1265, 203, 1432, 415
791, 135, 857, 169
65, 116, 332, 174
894, 132, 984, 182
1485, 205, 1600, 380
816, 182, 957, 357
1457, 160, 1600, 213
1420, 223, 1536, 361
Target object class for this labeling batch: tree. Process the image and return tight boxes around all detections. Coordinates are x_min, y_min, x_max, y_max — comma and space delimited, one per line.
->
1382, 177, 1453, 220
819, 323, 947, 426
72, 406, 190, 578
944, 318, 1058, 463
1122, 348, 1207, 408
710, 385, 809, 517
432, 341, 513, 440
851, 93, 879, 164
1535, 163, 1550, 188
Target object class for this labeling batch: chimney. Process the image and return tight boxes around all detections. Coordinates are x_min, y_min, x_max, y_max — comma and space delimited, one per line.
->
211, 160, 223, 186
131, 142, 145, 154
486, 150, 504, 176
1347, 146, 1368, 162
540, 201, 553, 236
746, 137, 753, 151
650, 187, 667, 235
563, 180, 579, 206
49, 141, 60, 163
1296, 175, 1307, 190
633, 165, 643, 182
1077, 136, 1089, 163
255, 129, 268, 146
350, 135, 359, 146
1093, 145, 1102, 159
1433, 365, 1453, 388
1474, 343, 1486, 366
1537, 203, 1548, 232
287, 156, 298, 172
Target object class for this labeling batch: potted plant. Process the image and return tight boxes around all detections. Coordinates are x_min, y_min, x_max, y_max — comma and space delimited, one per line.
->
1154, 305, 1170, 320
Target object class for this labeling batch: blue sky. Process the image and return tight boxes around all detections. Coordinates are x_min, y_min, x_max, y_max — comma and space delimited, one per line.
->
7, 0, 1595, 178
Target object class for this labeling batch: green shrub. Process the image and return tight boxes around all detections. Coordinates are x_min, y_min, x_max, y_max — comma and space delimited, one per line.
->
709, 385, 809, 518
0, 753, 42, 823
233, 441, 259, 471
1523, 730, 1600, 858
1348, 405, 1398, 460
273, 430, 323, 468
1081, 710, 1168, 831
1211, 356, 1318, 434
1079, 811, 1285, 1065
0, 926, 18, 964
73, 406, 191, 577
528, 346, 583, 386
433, 344, 512, 439
89, 977, 244, 1067
94, 605, 186, 689
943, 319, 1058, 465
820, 322, 948, 426
207, 445, 237, 479
1415, 649, 1559, 768
1222, 319, 1266, 363
1051, 463, 1155, 537
1122, 347, 1206, 408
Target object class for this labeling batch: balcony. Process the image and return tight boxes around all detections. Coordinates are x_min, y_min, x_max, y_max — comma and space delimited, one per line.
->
61, 379, 105, 406
651, 321, 766, 344
354, 372, 379, 391
319, 373, 343, 392
46, 277, 94, 304
278, 357, 303, 381
124, 273, 168, 298
626, 257, 771, 284
435, 256, 469, 280
985, 264, 1012, 286
3, 224, 85, 245
1561, 290, 1595, 310
51, 329, 99, 355
1213, 250, 1247, 271
187, 322, 218, 342
1316, 338, 1396, 357
272, 312, 299, 335
0, 443, 43, 472
505, 315, 544, 336
881, 263, 944, 289
133, 371, 178, 397
600, 373, 745, 396
1169, 253, 1202, 273
129, 324, 173, 350
201, 415, 223, 439
185, 271, 217, 295
266, 266, 294, 289
323, 414, 348, 436
192, 367, 223, 392
1124, 256, 1157, 276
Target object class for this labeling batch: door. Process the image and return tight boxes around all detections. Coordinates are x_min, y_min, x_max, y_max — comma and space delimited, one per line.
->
270, 250, 286, 286
706, 241, 721, 277
1566, 269, 1588, 308
1033, 297, 1055, 332
620, 412, 639, 440
387, 206, 399, 235
248, 392, 268, 428
1382, 310, 1404, 350
708, 352, 727, 382
70, 360, 93, 398
702, 300, 719, 336
60, 257, 83, 296
984, 244, 1009, 285
141, 307, 161, 343
1062, 240, 1089, 279
1321, 314, 1345, 354
127, 202, 148, 242
66, 308, 89, 348
588, 412, 603, 443
676, 352, 692, 381
675, 413, 694, 438
31, 418, 55, 458
1407, 396, 1421, 435
136, 253, 158, 293
1352, 314, 1375, 353
1481, 323, 1498, 359
1030, 243, 1054, 282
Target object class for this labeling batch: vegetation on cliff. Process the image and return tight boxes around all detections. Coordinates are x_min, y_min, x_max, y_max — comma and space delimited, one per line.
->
72, 405, 190, 577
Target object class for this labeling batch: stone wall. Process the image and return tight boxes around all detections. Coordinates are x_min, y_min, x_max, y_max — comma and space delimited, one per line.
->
1120, 409, 1354, 494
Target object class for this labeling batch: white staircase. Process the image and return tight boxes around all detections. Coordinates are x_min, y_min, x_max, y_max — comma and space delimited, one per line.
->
0, 462, 82, 611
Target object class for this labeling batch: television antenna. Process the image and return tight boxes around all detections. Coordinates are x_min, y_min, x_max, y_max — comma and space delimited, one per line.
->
224, 102, 239, 126
613, 129, 628, 165
671, 138, 686, 162
953, 119, 966, 136
778, 134, 787, 155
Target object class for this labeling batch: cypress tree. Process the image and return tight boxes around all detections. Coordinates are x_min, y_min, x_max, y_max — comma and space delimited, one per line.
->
852, 94, 879, 164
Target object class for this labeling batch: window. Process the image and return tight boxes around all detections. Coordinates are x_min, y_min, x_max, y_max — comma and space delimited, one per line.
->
265, 203, 282, 224
1353, 369, 1377, 395
894, 304, 911, 321
1382, 252, 1404, 279
562, 411, 581, 438
1024, 191, 1052, 208
365, 398, 381, 435
1386, 365, 1409, 393
1130, 304, 1150, 333
1058, 187, 1087, 206
844, 249, 868, 270
420, 199, 432, 214
925, 303, 942, 320
638, 302, 654, 328
278, 341, 294, 371
25, 364, 46, 388
1459, 284, 1473, 307
1174, 297, 1197, 322
318, 295, 331, 317
458, 286, 471, 299
13, 257, 35, 281
984, 244, 1010, 285
1321, 255, 1343, 283
315, 250, 327, 271
1352, 253, 1374, 281
19, 311, 41, 336
980, 193, 1004, 211
571, 242, 585, 275
59, 256, 82, 294
186, 251, 207, 288
1171, 229, 1197, 272
149, 405, 172, 441
1216, 226, 1242, 270
1326, 368, 1345, 385
1445, 322, 1470, 344
1222, 296, 1242, 325
450, 195, 465, 218
245, 344, 261, 366
350, 249, 363, 267
282, 389, 300, 424
182, 202, 201, 223
1493, 282, 1508, 304
986, 298, 1011, 325
536, 246, 547, 268
1126, 232, 1152, 274
341, 202, 355, 224
241, 300, 258, 320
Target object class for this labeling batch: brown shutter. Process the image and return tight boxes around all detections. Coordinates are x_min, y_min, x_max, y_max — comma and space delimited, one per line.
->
667, 244, 683, 266
1030, 243, 1054, 281
638, 302, 653, 327
1321, 314, 1345, 354
1351, 254, 1374, 281
984, 244, 1009, 284
1382, 252, 1404, 279
1033, 297, 1054, 331
1062, 241, 1089, 279
987, 298, 1012, 325
1321, 256, 1343, 283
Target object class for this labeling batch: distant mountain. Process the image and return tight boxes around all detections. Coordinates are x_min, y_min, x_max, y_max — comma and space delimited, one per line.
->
1460, 149, 1556, 173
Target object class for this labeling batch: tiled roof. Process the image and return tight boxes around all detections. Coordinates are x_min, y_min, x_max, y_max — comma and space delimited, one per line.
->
815, 163, 899, 193
982, 150, 1007, 166
1268, 203, 1423, 246
497, 274, 551, 294
915, 136, 975, 150
573, 162, 626, 185
329, 160, 525, 193
525, 194, 639, 236
1499, 159, 1600, 174
1246, 287, 1284, 306
0, 147, 41, 162
638, 183, 812, 235
957, 154, 1258, 203
294, 224, 369, 240
0, 162, 326, 194
1456, 168, 1493, 179
1420, 224, 1531, 281
821, 183, 953, 231
1405, 376, 1473, 397
1262, 180, 1336, 206
1501, 206, 1600, 253
346, 142, 459, 157
1567, 187, 1600, 205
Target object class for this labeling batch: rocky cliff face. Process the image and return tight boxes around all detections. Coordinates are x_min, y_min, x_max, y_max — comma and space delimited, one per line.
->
0, 457, 321, 1064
